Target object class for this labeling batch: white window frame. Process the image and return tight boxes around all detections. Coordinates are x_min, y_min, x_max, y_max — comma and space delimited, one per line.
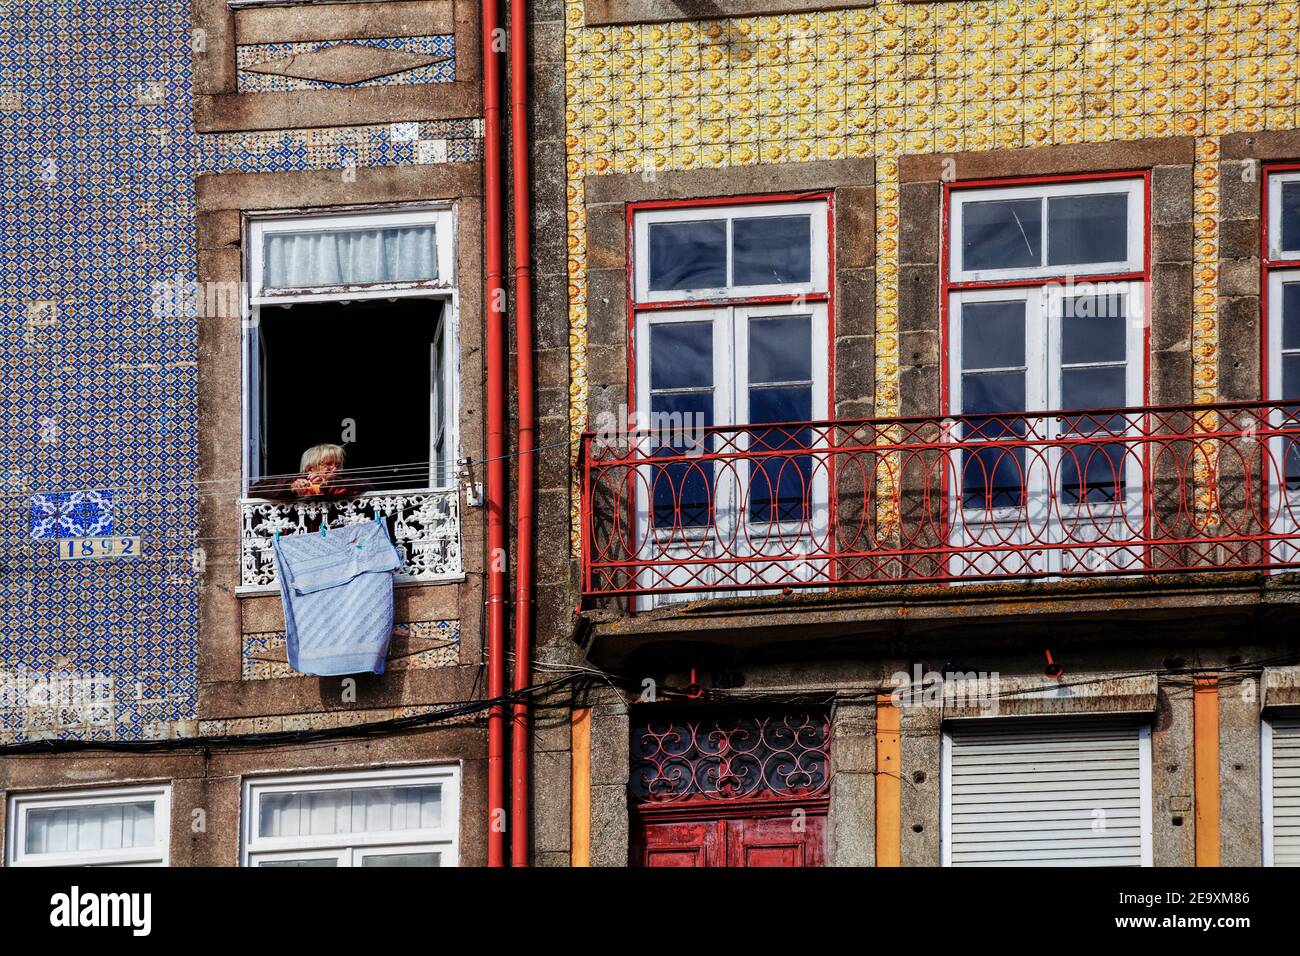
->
6, 784, 171, 867
632, 200, 829, 304
949, 178, 1145, 284
629, 198, 832, 606
940, 717, 1153, 867
240, 764, 460, 868
1262, 712, 1300, 867
1267, 170, 1300, 262
242, 205, 460, 493
1265, 168, 1300, 564
948, 282, 1146, 502
634, 302, 831, 525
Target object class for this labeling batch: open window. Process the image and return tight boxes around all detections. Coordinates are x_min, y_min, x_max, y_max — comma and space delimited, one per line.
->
244, 207, 458, 495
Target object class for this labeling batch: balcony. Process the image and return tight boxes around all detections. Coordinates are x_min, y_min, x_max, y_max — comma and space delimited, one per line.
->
580, 401, 1300, 605
238, 489, 462, 590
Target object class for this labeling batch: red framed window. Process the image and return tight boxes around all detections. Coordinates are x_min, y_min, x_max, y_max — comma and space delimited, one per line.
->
620, 195, 837, 603
1263, 165, 1300, 495
941, 173, 1151, 506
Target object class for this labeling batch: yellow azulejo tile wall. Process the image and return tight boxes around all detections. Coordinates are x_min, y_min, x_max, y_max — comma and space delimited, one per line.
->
563, 0, 1300, 542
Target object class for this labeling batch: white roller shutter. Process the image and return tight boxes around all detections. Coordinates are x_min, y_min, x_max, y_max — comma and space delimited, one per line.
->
943, 716, 1151, 867
1265, 716, 1300, 866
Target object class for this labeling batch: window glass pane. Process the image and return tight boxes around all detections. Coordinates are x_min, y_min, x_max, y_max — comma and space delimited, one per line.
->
258, 784, 441, 839
749, 385, 812, 425
962, 301, 1025, 369
263, 224, 438, 289
749, 316, 812, 384
961, 370, 1025, 415
1282, 182, 1300, 252
361, 852, 440, 867
961, 418, 1028, 509
650, 392, 713, 528
1061, 297, 1127, 364
650, 322, 713, 390
1061, 443, 1127, 504
258, 858, 338, 867
1061, 366, 1126, 411
961, 199, 1042, 270
648, 220, 726, 291
1284, 354, 1300, 402
1283, 283, 1300, 351
1047, 193, 1128, 266
26, 802, 155, 856
732, 215, 812, 286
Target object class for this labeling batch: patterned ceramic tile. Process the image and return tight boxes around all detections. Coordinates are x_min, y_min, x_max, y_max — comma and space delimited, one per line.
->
242, 620, 460, 680
562, 0, 1300, 548
235, 35, 455, 93
0, 4, 478, 742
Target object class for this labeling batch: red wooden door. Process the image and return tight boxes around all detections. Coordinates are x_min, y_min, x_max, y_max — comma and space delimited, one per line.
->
727, 815, 826, 867
637, 819, 725, 867
635, 813, 825, 867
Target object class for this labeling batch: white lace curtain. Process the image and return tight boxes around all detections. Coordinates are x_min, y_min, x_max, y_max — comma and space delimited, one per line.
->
263, 224, 438, 290
26, 801, 156, 855
257, 784, 442, 839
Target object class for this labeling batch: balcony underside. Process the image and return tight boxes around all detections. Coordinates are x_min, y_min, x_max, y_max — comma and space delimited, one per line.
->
577, 568, 1300, 668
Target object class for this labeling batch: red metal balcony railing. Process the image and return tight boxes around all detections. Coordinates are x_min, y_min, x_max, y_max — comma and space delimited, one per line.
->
580, 401, 1300, 602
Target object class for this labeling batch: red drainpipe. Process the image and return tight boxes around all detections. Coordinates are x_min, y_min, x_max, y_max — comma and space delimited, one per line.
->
508, 0, 536, 867
482, 0, 508, 868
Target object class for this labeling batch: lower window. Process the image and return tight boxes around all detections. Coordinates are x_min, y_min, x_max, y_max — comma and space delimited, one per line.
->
6, 784, 171, 867
241, 765, 459, 867
1263, 714, 1300, 866
942, 716, 1152, 866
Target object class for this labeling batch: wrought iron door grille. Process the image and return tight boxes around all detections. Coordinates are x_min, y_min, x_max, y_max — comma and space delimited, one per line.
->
629, 709, 830, 805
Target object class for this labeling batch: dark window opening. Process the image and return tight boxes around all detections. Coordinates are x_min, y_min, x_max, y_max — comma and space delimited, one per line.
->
253, 297, 449, 496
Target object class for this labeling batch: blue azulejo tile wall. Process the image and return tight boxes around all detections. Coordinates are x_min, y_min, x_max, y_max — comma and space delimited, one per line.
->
1, 0, 202, 741
0, 2, 483, 743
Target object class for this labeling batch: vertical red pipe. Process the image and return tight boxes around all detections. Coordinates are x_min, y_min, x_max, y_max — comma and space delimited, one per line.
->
482, 0, 508, 868
508, 0, 536, 867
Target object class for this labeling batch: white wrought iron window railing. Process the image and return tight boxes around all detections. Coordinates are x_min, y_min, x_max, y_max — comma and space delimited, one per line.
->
238, 489, 462, 590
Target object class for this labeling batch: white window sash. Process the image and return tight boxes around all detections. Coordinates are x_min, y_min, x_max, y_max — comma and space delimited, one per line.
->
633, 303, 829, 604
632, 200, 829, 304
1268, 171, 1300, 262
949, 178, 1145, 284
1267, 269, 1300, 404
6, 785, 171, 867
1265, 270, 1300, 564
241, 766, 460, 867
248, 207, 455, 303
948, 282, 1145, 510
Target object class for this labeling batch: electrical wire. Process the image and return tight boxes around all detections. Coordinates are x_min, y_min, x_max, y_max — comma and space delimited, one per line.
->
0, 671, 612, 757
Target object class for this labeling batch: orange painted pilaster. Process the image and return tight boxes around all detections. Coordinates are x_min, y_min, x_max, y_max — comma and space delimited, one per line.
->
876, 694, 901, 867
571, 707, 591, 867
1193, 677, 1220, 867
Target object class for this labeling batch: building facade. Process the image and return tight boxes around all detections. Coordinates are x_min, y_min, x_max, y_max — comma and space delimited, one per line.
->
4, 0, 1300, 869
2, 0, 493, 867
538, 0, 1300, 868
